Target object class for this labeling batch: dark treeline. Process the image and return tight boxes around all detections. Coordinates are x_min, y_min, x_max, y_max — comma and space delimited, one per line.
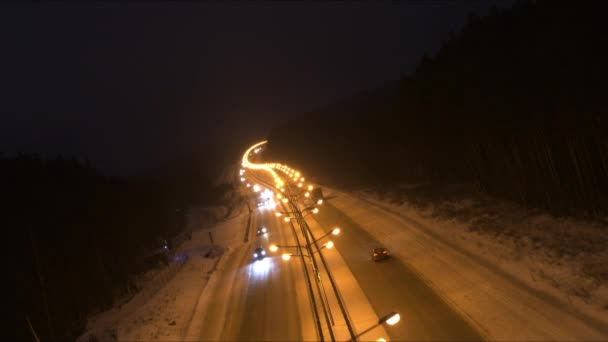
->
267, 1, 608, 217
2, 153, 233, 340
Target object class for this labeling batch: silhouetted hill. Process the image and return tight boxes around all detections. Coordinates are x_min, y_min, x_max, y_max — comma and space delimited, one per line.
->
266, 0, 608, 217
1, 152, 238, 340
137, 141, 244, 208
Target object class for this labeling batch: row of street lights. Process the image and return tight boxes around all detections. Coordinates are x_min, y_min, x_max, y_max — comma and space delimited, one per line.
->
240, 141, 401, 341
270, 227, 340, 261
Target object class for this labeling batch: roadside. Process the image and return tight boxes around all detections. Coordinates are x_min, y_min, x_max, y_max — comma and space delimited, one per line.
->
76, 204, 247, 342
305, 215, 390, 342
324, 185, 608, 340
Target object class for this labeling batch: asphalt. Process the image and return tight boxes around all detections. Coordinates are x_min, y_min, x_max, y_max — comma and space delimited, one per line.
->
313, 201, 484, 341
198, 200, 304, 341
201, 164, 483, 341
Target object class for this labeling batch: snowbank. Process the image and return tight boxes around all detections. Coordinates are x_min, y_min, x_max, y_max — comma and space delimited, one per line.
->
76, 206, 247, 342
325, 186, 608, 340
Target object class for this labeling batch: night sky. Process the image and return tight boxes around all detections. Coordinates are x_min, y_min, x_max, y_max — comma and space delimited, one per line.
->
1, 1, 512, 175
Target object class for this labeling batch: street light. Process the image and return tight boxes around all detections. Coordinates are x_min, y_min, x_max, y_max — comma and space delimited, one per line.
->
270, 227, 339, 255
385, 312, 401, 325
348, 312, 401, 342
280, 242, 333, 260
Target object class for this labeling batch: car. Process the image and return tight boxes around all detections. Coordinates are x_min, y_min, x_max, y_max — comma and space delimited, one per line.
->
256, 226, 268, 237
371, 247, 390, 261
253, 247, 266, 261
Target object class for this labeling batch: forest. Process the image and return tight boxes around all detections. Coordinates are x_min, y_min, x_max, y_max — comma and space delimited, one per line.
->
2, 154, 234, 340
266, 1, 608, 218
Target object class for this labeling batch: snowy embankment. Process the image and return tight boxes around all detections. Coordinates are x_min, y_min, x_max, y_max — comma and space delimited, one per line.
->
326, 185, 608, 341
77, 205, 247, 342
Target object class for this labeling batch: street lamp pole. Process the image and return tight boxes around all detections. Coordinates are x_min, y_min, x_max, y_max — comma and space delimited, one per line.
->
282, 204, 326, 341
284, 197, 337, 341
347, 312, 401, 342
284, 182, 357, 341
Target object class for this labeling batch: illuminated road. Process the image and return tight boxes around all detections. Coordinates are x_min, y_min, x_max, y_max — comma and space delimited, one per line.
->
200, 141, 482, 341
197, 193, 310, 341
312, 200, 483, 341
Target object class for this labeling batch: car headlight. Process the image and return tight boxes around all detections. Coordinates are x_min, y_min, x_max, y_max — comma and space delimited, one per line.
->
253, 253, 258, 258
262, 251, 266, 255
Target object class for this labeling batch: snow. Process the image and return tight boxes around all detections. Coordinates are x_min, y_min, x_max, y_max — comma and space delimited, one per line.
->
326, 186, 608, 340
77, 182, 608, 341
77, 206, 247, 342
305, 214, 389, 342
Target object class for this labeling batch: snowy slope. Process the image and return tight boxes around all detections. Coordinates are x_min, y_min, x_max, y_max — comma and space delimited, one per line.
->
326, 187, 608, 341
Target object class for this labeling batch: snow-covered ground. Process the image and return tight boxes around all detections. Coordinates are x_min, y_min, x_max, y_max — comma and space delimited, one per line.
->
77, 205, 247, 342
326, 185, 608, 340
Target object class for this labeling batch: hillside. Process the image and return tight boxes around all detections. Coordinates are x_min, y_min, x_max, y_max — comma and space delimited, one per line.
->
266, 0, 608, 218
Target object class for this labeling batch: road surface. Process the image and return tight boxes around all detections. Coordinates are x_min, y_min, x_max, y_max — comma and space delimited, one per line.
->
313, 200, 483, 341
199, 162, 482, 341
197, 196, 311, 341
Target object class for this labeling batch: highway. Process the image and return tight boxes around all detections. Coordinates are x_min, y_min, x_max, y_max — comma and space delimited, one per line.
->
197, 141, 483, 341
313, 201, 483, 341
197, 194, 311, 341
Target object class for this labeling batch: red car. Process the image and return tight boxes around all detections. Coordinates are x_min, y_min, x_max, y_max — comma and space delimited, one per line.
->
371, 247, 391, 261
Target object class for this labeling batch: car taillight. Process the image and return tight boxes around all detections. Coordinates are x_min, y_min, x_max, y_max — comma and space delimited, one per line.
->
382, 251, 387, 254
373, 253, 378, 256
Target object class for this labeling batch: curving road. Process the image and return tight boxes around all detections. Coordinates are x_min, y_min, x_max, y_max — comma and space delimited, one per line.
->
199, 142, 483, 341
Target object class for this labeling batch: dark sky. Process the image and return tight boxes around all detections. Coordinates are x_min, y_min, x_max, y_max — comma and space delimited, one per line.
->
0, 1, 513, 175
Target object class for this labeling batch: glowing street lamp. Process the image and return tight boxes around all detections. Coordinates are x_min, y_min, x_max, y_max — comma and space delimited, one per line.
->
349, 312, 401, 341
270, 227, 339, 255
